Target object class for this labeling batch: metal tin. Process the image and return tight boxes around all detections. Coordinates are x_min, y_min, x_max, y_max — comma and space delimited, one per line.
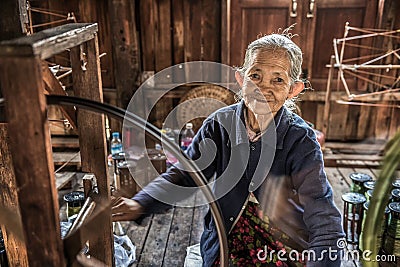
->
63, 191, 85, 218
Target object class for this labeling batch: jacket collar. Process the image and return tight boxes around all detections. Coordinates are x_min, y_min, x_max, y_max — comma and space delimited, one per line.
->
232, 100, 291, 150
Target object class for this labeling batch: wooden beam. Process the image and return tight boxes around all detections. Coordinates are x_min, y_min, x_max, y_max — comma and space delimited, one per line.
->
41, 61, 77, 129
0, 124, 28, 266
70, 36, 113, 265
0, 56, 65, 266
0, 23, 98, 59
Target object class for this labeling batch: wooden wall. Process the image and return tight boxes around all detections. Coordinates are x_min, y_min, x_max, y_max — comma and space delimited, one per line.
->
25, 0, 399, 141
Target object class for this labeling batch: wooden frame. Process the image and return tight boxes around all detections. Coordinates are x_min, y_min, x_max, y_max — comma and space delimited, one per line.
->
0, 23, 113, 266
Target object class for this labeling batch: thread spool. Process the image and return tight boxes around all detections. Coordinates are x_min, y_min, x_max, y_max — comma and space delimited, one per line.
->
392, 189, 400, 203
384, 202, 400, 256
342, 192, 366, 246
359, 201, 389, 251
363, 180, 375, 191
350, 173, 372, 195
0, 230, 8, 267
392, 179, 400, 189
366, 189, 374, 202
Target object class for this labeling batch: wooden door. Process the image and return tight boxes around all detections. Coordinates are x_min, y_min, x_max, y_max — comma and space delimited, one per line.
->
229, 0, 298, 68
228, 0, 378, 88
308, 0, 378, 91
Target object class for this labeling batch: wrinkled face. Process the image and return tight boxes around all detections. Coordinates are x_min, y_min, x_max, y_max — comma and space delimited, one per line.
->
241, 48, 293, 116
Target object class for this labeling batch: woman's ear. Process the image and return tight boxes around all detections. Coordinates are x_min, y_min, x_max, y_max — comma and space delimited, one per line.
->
235, 71, 244, 87
288, 81, 305, 99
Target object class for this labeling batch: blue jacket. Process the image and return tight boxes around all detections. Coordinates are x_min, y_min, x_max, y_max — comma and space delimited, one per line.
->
133, 101, 345, 266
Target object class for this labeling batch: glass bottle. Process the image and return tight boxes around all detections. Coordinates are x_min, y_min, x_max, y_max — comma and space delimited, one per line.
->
180, 123, 195, 150
111, 132, 123, 155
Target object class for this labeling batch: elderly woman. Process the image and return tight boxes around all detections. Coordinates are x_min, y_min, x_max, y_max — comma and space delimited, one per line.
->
112, 29, 344, 266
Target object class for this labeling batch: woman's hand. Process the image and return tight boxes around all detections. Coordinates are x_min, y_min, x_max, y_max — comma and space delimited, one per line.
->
111, 196, 144, 222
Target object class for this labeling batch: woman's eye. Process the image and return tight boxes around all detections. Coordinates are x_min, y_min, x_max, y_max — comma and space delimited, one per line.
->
249, 73, 260, 80
274, 77, 284, 83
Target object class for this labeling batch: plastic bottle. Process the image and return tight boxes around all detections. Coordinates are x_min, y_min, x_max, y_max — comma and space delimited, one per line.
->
111, 132, 123, 155
180, 123, 195, 150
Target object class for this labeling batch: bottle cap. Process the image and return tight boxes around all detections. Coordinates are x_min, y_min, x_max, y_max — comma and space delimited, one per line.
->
112, 132, 120, 138
186, 123, 193, 129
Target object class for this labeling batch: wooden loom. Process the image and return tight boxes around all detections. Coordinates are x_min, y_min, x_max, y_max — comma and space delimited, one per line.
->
0, 23, 113, 266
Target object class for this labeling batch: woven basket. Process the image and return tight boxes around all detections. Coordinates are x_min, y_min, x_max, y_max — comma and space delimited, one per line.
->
176, 85, 235, 131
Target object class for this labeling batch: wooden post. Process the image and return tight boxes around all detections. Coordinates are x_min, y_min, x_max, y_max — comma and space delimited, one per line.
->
0, 124, 28, 266
70, 36, 114, 266
108, 0, 140, 109
0, 56, 65, 266
0, 0, 29, 122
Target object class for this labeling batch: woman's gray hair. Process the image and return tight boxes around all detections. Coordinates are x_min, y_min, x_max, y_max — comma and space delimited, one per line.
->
236, 27, 303, 112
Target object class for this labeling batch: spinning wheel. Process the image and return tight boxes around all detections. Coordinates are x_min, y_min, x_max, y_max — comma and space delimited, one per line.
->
331, 23, 400, 106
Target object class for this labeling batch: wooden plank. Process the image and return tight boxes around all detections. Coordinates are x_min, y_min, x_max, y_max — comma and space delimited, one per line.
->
388, 104, 400, 138
51, 136, 80, 149
172, 0, 185, 83
315, 103, 325, 131
0, 124, 28, 266
327, 101, 349, 140
190, 191, 207, 246
140, 0, 156, 71
324, 153, 382, 161
374, 103, 392, 140
163, 195, 196, 266
52, 151, 81, 166
155, 0, 172, 84
108, 0, 140, 108
299, 101, 317, 127
183, 0, 202, 81
138, 209, 174, 266
220, 0, 229, 65
125, 215, 153, 267
357, 105, 372, 140
42, 61, 77, 129
0, 23, 98, 59
79, 0, 115, 88
70, 36, 113, 265
202, 0, 221, 82
324, 141, 385, 153
55, 172, 77, 190
345, 105, 361, 140
337, 167, 356, 186
0, 56, 65, 266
